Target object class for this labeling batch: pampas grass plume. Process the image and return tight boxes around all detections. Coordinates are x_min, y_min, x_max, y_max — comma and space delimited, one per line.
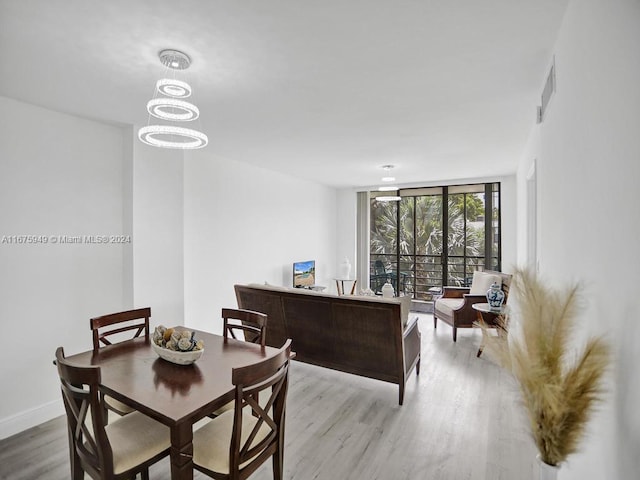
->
480, 269, 610, 466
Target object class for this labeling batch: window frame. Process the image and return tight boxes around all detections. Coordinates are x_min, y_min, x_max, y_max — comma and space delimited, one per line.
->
369, 182, 502, 300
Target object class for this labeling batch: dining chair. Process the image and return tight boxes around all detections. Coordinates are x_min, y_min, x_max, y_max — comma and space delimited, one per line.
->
193, 339, 292, 480
55, 346, 170, 480
90, 307, 151, 417
210, 308, 269, 418
223, 308, 268, 347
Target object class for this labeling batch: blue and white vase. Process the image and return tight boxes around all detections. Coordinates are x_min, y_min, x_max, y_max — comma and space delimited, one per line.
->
486, 282, 505, 310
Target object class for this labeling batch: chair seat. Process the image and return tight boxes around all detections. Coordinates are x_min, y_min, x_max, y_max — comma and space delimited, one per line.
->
434, 297, 464, 316
105, 411, 171, 475
212, 393, 272, 417
104, 395, 135, 415
211, 400, 234, 417
193, 409, 272, 474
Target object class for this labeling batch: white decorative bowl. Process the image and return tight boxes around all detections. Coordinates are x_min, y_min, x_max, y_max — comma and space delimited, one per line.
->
151, 342, 203, 365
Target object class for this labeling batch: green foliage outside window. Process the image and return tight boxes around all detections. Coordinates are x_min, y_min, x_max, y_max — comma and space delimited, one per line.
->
370, 184, 500, 300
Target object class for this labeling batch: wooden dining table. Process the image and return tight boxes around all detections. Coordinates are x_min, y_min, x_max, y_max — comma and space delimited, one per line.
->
66, 329, 279, 480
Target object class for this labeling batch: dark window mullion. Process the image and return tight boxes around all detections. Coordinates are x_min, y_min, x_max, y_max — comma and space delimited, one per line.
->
414, 196, 418, 296
463, 192, 468, 282
395, 200, 400, 294
442, 186, 449, 285
484, 183, 492, 270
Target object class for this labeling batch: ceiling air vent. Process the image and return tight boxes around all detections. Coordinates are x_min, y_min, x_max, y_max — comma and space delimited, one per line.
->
537, 58, 556, 124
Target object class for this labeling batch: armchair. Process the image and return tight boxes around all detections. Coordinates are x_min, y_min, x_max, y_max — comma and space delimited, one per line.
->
433, 270, 512, 341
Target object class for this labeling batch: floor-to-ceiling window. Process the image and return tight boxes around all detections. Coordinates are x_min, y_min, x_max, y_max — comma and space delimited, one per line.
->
370, 183, 501, 300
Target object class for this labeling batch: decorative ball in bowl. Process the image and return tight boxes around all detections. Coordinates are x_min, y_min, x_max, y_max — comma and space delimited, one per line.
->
152, 326, 204, 365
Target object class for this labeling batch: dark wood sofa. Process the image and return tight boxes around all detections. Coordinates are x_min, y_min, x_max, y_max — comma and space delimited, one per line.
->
234, 284, 421, 405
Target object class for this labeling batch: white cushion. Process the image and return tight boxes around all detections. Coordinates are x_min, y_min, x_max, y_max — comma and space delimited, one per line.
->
248, 282, 290, 292
212, 391, 272, 418
399, 295, 412, 327
435, 298, 465, 316
345, 293, 411, 327
104, 395, 135, 415
242, 284, 410, 326
211, 400, 234, 416
247, 283, 338, 298
105, 411, 170, 474
193, 408, 273, 474
469, 271, 501, 295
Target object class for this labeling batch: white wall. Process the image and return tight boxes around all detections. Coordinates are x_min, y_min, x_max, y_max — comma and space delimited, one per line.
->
183, 152, 337, 334
498, 175, 517, 273
517, 0, 640, 477
336, 188, 358, 278
131, 132, 185, 326
0, 97, 338, 437
0, 97, 127, 438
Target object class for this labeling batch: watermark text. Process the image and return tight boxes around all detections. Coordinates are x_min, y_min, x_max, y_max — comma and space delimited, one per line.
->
1, 234, 132, 245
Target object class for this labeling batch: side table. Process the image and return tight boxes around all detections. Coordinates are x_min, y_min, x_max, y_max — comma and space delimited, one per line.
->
428, 286, 443, 302
472, 303, 509, 358
335, 278, 357, 296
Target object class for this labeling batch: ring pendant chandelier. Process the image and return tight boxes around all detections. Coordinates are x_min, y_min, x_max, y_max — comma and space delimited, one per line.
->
138, 49, 208, 149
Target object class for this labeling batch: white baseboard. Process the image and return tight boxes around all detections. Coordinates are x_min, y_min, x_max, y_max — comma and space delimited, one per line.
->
0, 399, 65, 440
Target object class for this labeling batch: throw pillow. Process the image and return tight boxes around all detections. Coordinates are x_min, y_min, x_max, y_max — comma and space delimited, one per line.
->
469, 271, 501, 295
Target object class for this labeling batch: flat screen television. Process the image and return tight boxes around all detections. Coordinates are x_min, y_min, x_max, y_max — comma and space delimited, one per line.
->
293, 260, 315, 288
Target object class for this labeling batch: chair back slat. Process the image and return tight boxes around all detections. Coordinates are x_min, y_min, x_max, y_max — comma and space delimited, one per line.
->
222, 308, 268, 347
229, 339, 292, 477
90, 308, 151, 354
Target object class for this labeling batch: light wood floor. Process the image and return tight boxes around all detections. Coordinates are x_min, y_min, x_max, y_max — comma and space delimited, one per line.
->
0, 314, 537, 480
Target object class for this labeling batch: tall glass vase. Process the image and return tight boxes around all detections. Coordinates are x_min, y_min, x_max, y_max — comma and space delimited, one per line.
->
537, 455, 559, 480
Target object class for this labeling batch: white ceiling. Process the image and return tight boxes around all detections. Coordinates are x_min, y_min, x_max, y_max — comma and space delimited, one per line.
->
0, 0, 567, 188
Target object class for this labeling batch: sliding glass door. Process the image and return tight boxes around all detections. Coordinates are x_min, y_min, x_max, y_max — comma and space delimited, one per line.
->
370, 183, 501, 300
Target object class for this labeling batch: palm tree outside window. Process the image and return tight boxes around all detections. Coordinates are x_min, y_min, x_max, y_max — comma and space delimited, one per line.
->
369, 183, 501, 300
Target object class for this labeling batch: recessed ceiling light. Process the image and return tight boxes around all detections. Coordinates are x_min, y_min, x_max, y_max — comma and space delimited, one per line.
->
378, 165, 399, 190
